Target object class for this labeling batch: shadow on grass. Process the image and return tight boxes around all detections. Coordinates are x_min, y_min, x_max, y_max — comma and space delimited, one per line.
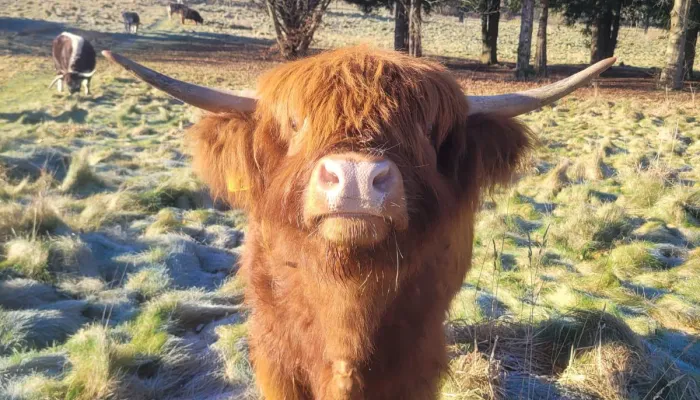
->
0, 107, 88, 124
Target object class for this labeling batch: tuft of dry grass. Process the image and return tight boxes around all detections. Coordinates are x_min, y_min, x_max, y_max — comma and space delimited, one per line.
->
59, 148, 105, 194
214, 323, 253, 386
125, 265, 173, 300
441, 348, 504, 400
2, 238, 50, 281
609, 242, 664, 279
74, 191, 143, 231
0, 197, 66, 242
59, 277, 106, 298
0, 374, 67, 400
542, 160, 571, 198
63, 325, 117, 400
571, 150, 612, 182
550, 203, 631, 257
144, 209, 183, 236
447, 310, 698, 399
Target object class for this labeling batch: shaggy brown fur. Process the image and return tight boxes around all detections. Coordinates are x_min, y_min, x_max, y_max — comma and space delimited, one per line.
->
186, 45, 533, 399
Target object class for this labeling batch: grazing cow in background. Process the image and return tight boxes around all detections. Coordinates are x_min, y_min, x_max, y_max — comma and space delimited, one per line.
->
50, 32, 96, 95
122, 11, 141, 33
182, 8, 203, 25
166, 3, 187, 20
103, 47, 614, 399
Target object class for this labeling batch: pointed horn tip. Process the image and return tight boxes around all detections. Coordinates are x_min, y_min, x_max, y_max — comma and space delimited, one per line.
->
101, 50, 120, 64
598, 56, 617, 70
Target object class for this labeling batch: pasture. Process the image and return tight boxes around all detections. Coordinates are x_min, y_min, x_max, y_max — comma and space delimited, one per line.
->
0, 0, 699, 398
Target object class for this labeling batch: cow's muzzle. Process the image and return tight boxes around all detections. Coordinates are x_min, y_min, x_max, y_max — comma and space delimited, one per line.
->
304, 153, 408, 246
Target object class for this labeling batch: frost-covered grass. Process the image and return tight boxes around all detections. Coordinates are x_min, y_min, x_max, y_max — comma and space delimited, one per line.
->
1, 0, 699, 398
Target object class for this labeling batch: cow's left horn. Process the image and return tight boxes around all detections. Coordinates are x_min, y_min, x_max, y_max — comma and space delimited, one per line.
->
101, 50, 256, 113
467, 57, 616, 118
48, 75, 63, 89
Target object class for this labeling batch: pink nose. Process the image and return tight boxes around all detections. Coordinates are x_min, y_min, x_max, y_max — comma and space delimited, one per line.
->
310, 154, 402, 214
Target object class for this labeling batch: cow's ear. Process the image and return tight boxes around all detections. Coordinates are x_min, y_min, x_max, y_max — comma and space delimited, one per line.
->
186, 112, 259, 211
437, 114, 534, 197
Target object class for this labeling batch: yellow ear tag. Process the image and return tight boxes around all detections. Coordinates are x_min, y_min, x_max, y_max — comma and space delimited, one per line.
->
227, 176, 249, 192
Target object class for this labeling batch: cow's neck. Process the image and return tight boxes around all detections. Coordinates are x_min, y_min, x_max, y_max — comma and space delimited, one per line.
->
255, 220, 452, 361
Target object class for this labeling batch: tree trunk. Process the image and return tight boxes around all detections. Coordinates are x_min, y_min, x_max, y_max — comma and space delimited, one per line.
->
684, 25, 698, 79
535, 0, 548, 77
409, 0, 422, 57
480, 0, 500, 64
606, 0, 622, 58
684, 2, 699, 79
591, 4, 613, 63
515, 0, 535, 79
481, 7, 490, 63
660, 0, 691, 89
265, 0, 332, 60
394, 0, 409, 52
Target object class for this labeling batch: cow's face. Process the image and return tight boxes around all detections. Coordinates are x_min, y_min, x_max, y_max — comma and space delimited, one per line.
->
184, 47, 533, 250
226, 47, 519, 248
63, 74, 82, 94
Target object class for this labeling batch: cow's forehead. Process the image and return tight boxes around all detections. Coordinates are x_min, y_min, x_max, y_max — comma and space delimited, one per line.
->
256, 46, 467, 142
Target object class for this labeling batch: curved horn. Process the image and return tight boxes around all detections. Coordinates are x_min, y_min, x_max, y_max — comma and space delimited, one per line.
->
101, 50, 256, 113
48, 75, 63, 89
467, 57, 616, 118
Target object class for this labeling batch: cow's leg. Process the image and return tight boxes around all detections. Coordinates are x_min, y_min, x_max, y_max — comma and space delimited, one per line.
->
250, 349, 304, 400
311, 360, 362, 400
84, 78, 91, 96
57, 79, 63, 93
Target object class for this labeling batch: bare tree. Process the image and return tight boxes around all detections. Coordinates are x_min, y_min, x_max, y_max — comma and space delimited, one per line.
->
660, 0, 692, 89
535, 0, 549, 77
409, 0, 422, 56
265, 0, 333, 59
683, 0, 699, 79
515, 0, 535, 78
395, 1, 409, 52
480, 0, 500, 64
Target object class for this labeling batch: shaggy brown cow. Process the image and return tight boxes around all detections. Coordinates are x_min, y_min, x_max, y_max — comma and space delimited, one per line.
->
103, 47, 614, 399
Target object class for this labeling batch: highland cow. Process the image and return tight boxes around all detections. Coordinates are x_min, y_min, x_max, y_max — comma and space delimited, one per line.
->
103, 46, 614, 399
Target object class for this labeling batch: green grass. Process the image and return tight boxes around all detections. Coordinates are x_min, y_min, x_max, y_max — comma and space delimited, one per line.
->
214, 323, 253, 385
125, 265, 173, 300
63, 326, 116, 400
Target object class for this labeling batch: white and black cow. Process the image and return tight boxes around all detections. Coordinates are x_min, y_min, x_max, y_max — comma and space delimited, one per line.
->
122, 11, 141, 33
50, 32, 96, 95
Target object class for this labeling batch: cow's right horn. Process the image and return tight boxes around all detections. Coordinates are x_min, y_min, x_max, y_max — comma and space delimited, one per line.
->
101, 50, 257, 114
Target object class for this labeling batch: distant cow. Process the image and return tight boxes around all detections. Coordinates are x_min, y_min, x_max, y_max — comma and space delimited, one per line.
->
166, 3, 187, 20
49, 32, 96, 95
182, 8, 203, 25
167, 3, 203, 25
122, 11, 141, 33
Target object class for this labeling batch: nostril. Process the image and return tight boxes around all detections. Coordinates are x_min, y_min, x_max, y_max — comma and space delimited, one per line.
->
372, 169, 391, 192
318, 163, 340, 188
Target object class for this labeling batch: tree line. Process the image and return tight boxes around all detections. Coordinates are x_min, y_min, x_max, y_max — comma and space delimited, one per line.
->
261, 0, 699, 90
